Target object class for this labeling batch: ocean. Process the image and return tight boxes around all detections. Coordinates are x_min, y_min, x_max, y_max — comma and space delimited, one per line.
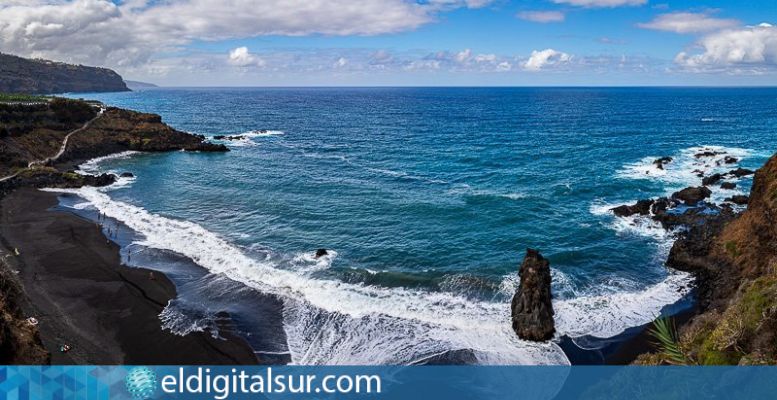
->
60, 87, 777, 365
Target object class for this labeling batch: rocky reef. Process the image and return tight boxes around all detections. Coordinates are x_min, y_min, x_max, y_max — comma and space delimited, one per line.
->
0, 53, 128, 94
612, 151, 777, 365
511, 249, 555, 341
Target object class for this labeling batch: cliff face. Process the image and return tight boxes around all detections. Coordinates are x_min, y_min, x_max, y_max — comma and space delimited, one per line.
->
641, 153, 777, 365
1, 100, 227, 177
0, 99, 227, 364
0, 98, 97, 176
58, 107, 228, 164
0, 53, 129, 94
0, 258, 49, 364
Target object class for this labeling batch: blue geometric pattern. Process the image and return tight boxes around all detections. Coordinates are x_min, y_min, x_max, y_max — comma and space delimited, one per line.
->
0, 366, 133, 400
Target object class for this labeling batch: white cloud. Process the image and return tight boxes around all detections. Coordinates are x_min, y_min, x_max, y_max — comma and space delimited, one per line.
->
516, 11, 565, 23
675, 23, 777, 72
455, 48, 472, 63
523, 49, 572, 71
228, 47, 264, 67
552, 0, 646, 8
334, 57, 348, 68
403, 59, 441, 71
474, 53, 497, 63
0, 0, 483, 68
496, 61, 512, 71
638, 12, 740, 34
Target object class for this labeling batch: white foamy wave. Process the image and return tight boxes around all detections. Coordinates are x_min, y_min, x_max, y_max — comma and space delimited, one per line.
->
159, 301, 218, 337
367, 168, 448, 185
589, 200, 672, 242
448, 184, 526, 201
212, 130, 285, 147
553, 271, 692, 338
76, 151, 140, 191
496, 266, 690, 339
290, 250, 338, 273
243, 130, 284, 138
77, 151, 140, 175
47, 186, 569, 365
617, 145, 757, 203
498, 268, 578, 301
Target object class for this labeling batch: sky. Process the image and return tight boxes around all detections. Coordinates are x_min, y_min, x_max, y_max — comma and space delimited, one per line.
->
0, 0, 776, 86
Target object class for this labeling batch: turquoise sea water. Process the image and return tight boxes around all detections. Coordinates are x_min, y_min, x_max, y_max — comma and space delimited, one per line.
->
61, 88, 776, 365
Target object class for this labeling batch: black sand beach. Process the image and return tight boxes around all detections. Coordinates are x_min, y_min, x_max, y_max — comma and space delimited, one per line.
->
0, 188, 257, 364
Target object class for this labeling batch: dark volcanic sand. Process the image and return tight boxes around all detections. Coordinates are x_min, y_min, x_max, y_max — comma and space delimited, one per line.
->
0, 188, 257, 364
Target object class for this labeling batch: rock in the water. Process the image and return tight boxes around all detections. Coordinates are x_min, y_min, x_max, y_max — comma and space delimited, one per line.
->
511, 249, 555, 341
653, 157, 673, 170
671, 186, 712, 206
611, 199, 654, 217
695, 150, 725, 158
120, 172, 134, 178
651, 197, 674, 215
725, 195, 749, 205
720, 182, 736, 190
314, 248, 328, 258
727, 168, 754, 178
702, 173, 723, 186
724, 156, 739, 164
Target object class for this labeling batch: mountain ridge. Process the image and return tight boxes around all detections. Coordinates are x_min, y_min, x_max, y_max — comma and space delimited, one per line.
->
0, 53, 129, 95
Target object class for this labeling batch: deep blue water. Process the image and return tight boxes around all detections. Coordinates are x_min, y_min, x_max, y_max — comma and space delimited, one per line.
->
62, 87, 777, 365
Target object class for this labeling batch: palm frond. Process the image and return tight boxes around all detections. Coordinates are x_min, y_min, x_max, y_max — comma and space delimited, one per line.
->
648, 317, 689, 365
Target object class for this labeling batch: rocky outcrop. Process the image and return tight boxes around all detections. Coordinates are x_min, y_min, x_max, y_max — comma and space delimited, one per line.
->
728, 168, 754, 178
57, 107, 227, 165
702, 173, 723, 186
511, 249, 555, 341
636, 152, 777, 365
725, 195, 749, 205
653, 157, 673, 170
611, 199, 655, 217
671, 186, 712, 206
0, 53, 128, 94
213, 135, 245, 141
0, 259, 49, 364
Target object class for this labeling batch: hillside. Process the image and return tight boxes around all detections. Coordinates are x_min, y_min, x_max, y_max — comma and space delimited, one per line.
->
637, 152, 777, 365
0, 99, 230, 363
0, 53, 129, 95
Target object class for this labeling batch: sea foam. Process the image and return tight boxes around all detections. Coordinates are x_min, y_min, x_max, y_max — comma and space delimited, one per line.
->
46, 185, 569, 365
42, 146, 715, 365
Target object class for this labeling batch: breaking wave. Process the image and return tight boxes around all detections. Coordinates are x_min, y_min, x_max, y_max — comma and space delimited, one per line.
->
45, 184, 569, 365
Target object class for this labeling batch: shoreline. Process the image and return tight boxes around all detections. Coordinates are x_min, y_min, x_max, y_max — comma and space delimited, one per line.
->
0, 188, 258, 364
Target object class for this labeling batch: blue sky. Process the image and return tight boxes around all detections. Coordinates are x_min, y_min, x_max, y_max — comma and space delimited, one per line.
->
1, 0, 776, 85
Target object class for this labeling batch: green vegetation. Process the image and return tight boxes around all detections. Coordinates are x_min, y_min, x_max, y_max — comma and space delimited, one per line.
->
0, 93, 49, 103
686, 274, 777, 365
724, 241, 740, 258
649, 317, 692, 365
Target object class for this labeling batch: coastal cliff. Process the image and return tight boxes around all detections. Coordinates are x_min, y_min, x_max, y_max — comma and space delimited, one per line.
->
637, 152, 777, 365
0, 99, 243, 364
0, 53, 128, 94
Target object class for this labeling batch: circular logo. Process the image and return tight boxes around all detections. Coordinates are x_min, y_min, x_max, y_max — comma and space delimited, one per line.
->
125, 366, 157, 399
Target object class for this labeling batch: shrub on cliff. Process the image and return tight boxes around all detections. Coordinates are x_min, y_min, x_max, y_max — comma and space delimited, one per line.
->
49, 98, 96, 124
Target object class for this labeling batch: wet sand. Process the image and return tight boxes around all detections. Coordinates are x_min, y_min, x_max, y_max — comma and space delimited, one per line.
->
0, 188, 257, 364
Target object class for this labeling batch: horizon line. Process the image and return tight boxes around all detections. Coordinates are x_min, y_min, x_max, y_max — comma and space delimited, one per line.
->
128, 85, 777, 89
